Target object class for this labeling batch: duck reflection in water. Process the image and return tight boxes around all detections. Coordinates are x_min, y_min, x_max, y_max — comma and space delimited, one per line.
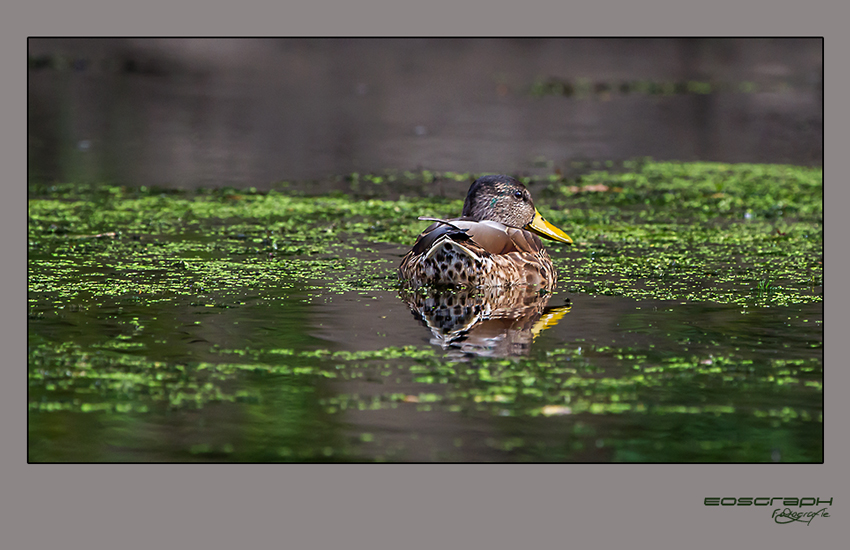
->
398, 175, 573, 357
399, 286, 571, 358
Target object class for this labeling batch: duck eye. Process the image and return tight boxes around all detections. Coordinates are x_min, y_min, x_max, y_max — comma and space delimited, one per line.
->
514, 190, 523, 200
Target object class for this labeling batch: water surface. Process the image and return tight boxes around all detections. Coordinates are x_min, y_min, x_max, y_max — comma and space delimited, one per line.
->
27, 163, 823, 462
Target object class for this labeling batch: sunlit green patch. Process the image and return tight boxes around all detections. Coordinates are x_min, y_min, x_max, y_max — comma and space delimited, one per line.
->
29, 161, 821, 306
529, 162, 823, 305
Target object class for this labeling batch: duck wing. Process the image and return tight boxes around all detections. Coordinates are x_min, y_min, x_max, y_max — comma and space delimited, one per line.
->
462, 220, 545, 255
408, 218, 543, 257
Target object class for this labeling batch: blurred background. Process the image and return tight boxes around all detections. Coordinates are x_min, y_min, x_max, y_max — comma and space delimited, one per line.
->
28, 38, 822, 190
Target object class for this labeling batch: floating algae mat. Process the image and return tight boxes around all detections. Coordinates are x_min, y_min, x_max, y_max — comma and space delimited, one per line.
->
28, 161, 823, 462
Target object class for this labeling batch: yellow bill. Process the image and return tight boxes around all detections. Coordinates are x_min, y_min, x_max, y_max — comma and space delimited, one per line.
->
526, 209, 573, 244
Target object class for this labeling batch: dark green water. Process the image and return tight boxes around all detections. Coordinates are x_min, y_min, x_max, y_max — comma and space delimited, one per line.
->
27, 162, 823, 462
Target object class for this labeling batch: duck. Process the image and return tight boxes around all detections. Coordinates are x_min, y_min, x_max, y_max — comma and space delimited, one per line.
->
399, 174, 572, 289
